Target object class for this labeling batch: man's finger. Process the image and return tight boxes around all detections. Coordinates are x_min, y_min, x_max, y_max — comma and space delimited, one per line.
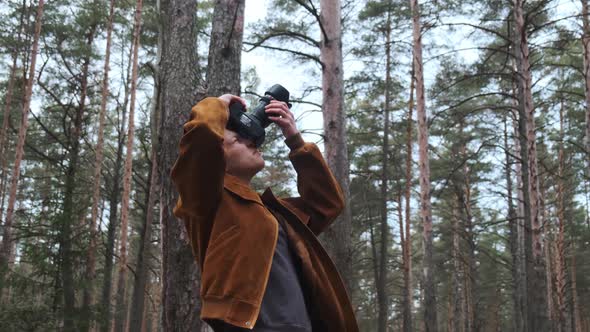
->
268, 116, 290, 126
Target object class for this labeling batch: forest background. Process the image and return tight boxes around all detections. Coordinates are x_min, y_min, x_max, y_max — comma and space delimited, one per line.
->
0, 0, 589, 331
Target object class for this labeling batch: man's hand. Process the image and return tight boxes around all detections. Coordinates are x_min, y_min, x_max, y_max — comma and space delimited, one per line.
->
218, 94, 247, 114
265, 100, 299, 139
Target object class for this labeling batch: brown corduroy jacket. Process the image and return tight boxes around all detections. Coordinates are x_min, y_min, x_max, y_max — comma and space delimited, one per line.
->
171, 97, 359, 331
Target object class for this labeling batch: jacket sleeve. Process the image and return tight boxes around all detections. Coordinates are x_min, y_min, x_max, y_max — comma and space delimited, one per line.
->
170, 97, 227, 265
282, 133, 346, 235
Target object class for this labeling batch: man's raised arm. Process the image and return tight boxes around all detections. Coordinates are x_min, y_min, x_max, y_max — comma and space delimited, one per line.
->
264, 100, 345, 235
170, 95, 243, 264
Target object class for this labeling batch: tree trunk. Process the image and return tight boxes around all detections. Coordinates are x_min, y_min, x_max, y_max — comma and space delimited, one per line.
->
582, 0, 590, 171
206, 0, 245, 96
128, 147, 158, 332
451, 199, 463, 332
60, 17, 97, 331
540, 179, 556, 329
514, 1, 548, 329
504, 110, 525, 332
158, 0, 202, 330
99, 104, 127, 332
377, 6, 392, 332
114, 0, 143, 330
570, 250, 582, 332
319, 0, 354, 295
511, 55, 529, 331
83, 0, 116, 329
99, 37, 133, 331
458, 120, 476, 332
0, 0, 44, 298
129, 73, 160, 332
553, 98, 567, 332
369, 213, 380, 326
0, 0, 27, 226
409, 0, 437, 330
403, 61, 415, 332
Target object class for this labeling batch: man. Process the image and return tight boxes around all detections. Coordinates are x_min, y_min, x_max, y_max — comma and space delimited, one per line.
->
171, 94, 358, 331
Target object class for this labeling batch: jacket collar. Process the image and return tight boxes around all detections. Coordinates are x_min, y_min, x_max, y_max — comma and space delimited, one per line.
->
223, 174, 263, 205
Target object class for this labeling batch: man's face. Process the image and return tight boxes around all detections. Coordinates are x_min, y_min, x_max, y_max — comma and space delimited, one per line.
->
223, 129, 265, 180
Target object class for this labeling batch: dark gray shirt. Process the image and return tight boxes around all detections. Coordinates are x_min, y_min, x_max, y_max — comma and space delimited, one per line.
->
218, 215, 312, 332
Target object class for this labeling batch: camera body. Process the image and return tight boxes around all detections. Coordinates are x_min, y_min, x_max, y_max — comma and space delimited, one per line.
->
227, 84, 291, 147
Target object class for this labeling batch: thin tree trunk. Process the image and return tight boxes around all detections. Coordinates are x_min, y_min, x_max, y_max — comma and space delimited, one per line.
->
319, 0, 354, 293
396, 191, 408, 332
99, 37, 133, 330
451, 198, 463, 332
83, 1, 116, 329
409, 0, 437, 330
540, 180, 556, 329
553, 98, 567, 332
0, 0, 44, 298
0, 67, 18, 217
128, 146, 157, 332
515, 113, 529, 332
511, 56, 529, 331
514, 1, 548, 329
129, 72, 160, 332
570, 250, 582, 332
369, 214, 380, 326
459, 120, 476, 332
504, 111, 523, 332
377, 6, 392, 331
582, 0, 590, 171
114, 0, 143, 330
99, 103, 127, 332
0, 0, 27, 226
206, 0, 244, 96
158, 0, 202, 330
403, 61, 415, 332
60, 17, 98, 330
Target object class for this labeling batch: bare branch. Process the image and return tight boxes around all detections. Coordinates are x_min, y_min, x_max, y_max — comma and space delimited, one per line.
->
291, 0, 329, 43
243, 41, 322, 66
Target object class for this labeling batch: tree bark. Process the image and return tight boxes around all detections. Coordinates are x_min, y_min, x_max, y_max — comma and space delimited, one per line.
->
553, 98, 567, 332
403, 61, 415, 332
511, 56, 529, 331
114, 0, 143, 330
206, 0, 245, 96
319, 0, 354, 295
451, 198, 463, 332
514, 1, 548, 329
582, 0, 590, 171
0, 0, 27, 226
0, 0, 44, 298
540, 177, 556, 329
83, 0, 116, 329
158, 0, 202, 330
458, 120, 476, 332
504, 110, 524, 332
377, 5, 392, 331
409, 0, 437, 330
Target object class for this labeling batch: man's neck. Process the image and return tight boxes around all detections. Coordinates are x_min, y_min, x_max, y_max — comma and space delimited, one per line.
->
226, 172, 253, 188
235, 175, 252, 187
